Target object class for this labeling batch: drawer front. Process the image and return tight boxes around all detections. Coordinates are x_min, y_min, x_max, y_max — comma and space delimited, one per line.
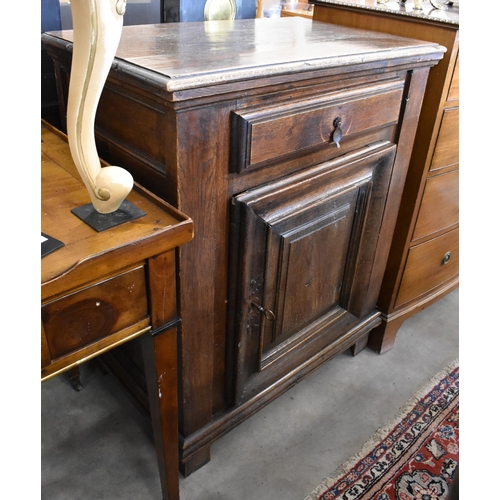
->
430, 107, 459, 172
396, 228, 458, 308
42, 266, 149, 360
231, 79, 404, 172
413, 169, 459, 241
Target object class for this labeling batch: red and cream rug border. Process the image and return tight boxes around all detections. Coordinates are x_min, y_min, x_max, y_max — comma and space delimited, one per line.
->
305, 359, 459, 500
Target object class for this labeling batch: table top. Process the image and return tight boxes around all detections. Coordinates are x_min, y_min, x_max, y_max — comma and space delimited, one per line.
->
41, 123, 193, 300
42, 17, 445, 93
310, 0, 459, 26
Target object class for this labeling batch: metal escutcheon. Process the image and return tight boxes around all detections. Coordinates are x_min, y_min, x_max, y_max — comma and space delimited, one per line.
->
332, 117, 343, 148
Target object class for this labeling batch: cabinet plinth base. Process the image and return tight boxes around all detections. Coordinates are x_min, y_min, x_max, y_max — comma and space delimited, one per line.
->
179, 445, 211, 478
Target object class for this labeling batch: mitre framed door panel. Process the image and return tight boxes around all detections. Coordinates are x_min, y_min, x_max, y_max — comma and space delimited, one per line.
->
229, 142, 397, 404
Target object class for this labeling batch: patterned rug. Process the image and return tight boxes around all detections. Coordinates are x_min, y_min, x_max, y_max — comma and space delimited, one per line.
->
305, 360, 459, 500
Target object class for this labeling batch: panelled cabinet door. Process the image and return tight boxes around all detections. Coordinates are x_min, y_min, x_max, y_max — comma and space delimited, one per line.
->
229, 142, 396, 403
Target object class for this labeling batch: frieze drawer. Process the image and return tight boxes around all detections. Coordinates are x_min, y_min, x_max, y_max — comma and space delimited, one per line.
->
42, 266, 149, 360
230, 78, 405, 173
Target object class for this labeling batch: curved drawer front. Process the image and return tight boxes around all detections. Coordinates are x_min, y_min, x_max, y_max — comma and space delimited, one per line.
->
396, 228, 458, 308
230, 79, 404, 172
430, 107, 459, 172
413, 169, 459, 241
42, 266, 149, 360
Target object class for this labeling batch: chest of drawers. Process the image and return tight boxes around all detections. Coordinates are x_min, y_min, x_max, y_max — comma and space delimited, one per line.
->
311, 0, 459, 353
42, 17, 444, 475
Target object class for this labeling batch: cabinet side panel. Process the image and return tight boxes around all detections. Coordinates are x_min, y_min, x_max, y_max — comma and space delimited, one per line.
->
175, 103, 234, 432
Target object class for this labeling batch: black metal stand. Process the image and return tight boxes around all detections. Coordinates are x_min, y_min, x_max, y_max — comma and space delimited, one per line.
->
71, 199, 146, 232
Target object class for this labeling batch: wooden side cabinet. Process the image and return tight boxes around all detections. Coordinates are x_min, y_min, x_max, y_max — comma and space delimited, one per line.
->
42, 18, 444, 475
41, 122, 193, 500
311, 0, 459, 353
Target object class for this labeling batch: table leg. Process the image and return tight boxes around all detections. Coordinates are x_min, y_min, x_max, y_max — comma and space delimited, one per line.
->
144, 250, 180, 500
142, 323, 180, 500
67, 366, 83, 391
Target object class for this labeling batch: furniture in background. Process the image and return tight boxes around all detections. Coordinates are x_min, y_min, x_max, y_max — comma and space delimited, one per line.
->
311, 0, 459, 353
41, 122, 193, 500
280, 2, 314, 18
164, 0, 255, 22
41, 0, 63, 129
43, 18, 444, 476
57, 0, 256, 27
58, 0, 163, 29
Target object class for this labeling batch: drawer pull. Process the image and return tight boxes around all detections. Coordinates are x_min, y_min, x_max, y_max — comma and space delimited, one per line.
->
441, 251, 451, 265
332, 117, 343, 148
251, 301, 276, 321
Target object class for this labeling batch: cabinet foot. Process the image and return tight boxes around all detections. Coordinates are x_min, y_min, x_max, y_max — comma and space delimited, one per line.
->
350, 333, 369, 356
180, 445, 211, 478
368, 316, 405, 354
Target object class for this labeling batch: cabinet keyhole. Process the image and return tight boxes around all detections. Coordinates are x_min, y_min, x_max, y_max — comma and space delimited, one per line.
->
251, 301, 275, 321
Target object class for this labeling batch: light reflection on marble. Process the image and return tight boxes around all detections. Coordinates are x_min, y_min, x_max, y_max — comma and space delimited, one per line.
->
312, 0, 458, 25
47, 18, 446, 92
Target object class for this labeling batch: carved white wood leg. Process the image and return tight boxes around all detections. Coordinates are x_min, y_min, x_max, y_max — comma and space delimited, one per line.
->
67, 0, 133, 214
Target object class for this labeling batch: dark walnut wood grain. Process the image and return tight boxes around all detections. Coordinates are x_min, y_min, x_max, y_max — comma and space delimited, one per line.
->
42, 18, 444, 475
310, 0, 459, 353
41, 122, 193, 500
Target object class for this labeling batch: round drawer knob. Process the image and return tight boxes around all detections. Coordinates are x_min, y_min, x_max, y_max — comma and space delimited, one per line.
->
441, 251, 451, 265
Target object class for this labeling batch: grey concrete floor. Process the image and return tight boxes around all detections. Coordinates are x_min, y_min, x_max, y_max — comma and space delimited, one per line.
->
41, 288, 459, 500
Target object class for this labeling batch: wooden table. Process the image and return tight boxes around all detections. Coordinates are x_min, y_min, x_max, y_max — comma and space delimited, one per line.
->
41, 122, 193, 500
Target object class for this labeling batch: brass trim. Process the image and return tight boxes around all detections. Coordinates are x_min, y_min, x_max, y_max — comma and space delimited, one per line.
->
41, 325, 151, 383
